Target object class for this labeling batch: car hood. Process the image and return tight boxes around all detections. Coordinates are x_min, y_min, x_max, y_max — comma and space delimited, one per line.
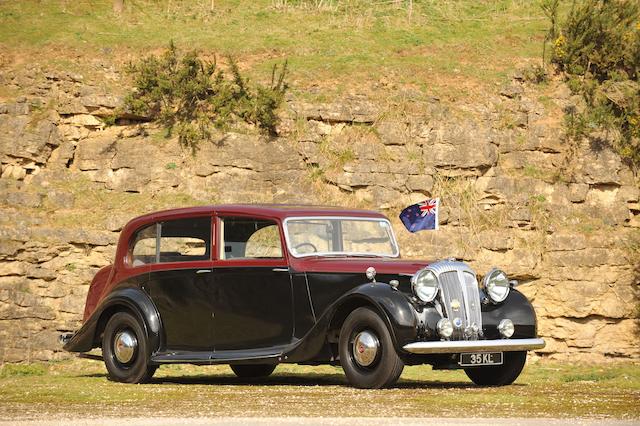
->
292, 257, 431, 276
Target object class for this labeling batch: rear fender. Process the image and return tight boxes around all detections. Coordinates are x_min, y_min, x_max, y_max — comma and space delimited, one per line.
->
64, 287, 162, 353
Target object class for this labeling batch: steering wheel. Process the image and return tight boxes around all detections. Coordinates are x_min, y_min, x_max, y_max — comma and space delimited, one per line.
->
294, 242, 318, 253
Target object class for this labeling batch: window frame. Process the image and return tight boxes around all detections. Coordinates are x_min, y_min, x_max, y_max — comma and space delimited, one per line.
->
126, 215, 215, 269
282, 216, 400, 259
214, 214, 289, 265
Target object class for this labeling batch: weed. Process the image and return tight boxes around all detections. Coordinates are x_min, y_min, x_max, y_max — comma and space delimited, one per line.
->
101, 114, 117, 126
562, 369, 617, 383
165, 162, 177, 170
307, 164, 325, 182
0, 363, 46, 378
523, 63, 548, 84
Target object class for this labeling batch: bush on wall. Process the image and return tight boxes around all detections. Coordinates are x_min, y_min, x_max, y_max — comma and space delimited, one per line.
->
124, 42, 288, 150
549, 0, 639, 166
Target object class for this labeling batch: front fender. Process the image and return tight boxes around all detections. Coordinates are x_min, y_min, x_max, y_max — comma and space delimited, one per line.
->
339, 282, 419, 348
481, 289, 538, 339
63, 287, 162, 353
285, 282, 419, 362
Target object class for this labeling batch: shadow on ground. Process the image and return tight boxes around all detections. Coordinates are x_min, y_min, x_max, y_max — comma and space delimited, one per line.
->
78, 371, 510, 389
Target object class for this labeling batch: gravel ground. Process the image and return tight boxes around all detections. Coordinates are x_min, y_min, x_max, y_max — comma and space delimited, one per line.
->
0, 418, 639, 426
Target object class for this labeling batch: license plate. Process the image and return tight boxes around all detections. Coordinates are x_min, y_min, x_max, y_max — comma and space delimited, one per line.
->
459, 352, 503, 366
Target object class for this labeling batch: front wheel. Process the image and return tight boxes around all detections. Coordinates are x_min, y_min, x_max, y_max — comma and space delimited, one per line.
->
339, 307, 404, 389
230, 364, 276, 378
102, 311, 156, 384
464, 351, 527, 386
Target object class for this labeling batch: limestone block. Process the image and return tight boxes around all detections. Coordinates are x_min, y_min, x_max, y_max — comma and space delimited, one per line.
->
0, 115, 59, 164
45, 190, 75, 208
574, 144, 625, 185
546, 232, 587, 251
425, 142, 497, 171
406, 175, 434, 193
47, 141, 76, 169
74, 134, 116, 171
593, 319, 640, 357
63, 114, 103, 129
291, 98, 379, 124
0, 262, 27, 277
376, 121, 408, 145
3, 191, 43, 208
567, 183, 589, 203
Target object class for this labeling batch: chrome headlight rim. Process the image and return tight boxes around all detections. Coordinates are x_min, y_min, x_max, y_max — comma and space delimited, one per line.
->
411, 268, 439, 304
482, 267, 510, 304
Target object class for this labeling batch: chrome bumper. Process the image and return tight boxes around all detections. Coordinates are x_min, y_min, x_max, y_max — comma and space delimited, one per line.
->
403, 338, 546, 354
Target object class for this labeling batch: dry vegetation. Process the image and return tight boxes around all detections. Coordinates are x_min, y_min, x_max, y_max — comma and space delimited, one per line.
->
0, 359, 639, 420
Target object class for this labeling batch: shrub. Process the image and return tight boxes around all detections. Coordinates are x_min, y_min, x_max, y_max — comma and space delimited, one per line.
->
124, 42, 287, 150
550, 0, 640, 166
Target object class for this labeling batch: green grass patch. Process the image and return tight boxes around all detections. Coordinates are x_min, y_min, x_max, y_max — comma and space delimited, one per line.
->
0, 0, 548, 100
0, 360, 639, 419
0, 363, 47, 378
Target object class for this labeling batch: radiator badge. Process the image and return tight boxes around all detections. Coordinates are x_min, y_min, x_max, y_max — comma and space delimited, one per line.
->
450, 299, 461, 311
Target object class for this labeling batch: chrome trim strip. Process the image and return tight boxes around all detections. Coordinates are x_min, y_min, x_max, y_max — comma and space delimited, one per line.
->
402, 338, 546, 354
282, 216, 400, 258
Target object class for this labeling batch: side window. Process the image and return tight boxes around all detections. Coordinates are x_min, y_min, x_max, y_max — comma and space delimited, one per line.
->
220, 217, 283, 259
131, 224, 158, 266
159, 217, 211, 263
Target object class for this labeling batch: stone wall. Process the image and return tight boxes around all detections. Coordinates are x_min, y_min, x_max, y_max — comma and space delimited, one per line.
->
0, 64, 638, 362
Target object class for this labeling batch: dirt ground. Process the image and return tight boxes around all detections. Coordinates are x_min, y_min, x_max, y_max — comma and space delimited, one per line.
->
0, 417, 639, 426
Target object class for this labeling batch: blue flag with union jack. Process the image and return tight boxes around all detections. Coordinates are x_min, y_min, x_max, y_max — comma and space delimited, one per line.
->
399, 198, 439, 232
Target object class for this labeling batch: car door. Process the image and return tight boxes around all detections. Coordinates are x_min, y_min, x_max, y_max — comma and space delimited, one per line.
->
145, 215, 216, 352
211, 215, 293, 351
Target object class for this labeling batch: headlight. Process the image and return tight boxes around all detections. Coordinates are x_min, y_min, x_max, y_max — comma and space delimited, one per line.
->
482, 268, 510, 303
411, 269, 439, 303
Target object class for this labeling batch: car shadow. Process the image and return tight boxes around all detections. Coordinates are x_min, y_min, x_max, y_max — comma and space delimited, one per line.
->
148, 374, 510, 389
77, 371, 525, 389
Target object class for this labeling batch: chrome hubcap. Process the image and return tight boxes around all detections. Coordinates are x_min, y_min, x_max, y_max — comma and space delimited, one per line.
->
113, 330, 137, 364
352, 330, 380, 367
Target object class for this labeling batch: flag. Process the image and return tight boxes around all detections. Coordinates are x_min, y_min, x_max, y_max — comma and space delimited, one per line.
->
399, 198, 439, 232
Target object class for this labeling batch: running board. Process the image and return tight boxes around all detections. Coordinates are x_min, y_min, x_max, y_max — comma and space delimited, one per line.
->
151, 348, 285, 364
78, 353, 103, 361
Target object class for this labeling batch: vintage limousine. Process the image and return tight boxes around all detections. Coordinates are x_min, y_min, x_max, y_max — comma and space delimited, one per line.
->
62, 204, 544, 388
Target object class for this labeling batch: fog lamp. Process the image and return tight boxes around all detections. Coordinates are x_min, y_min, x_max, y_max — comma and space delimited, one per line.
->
437, 318, 453, 338
498, 319, 514, 338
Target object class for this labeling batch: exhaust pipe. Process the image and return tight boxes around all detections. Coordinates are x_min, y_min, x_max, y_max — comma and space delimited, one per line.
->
59, 333, 74, 345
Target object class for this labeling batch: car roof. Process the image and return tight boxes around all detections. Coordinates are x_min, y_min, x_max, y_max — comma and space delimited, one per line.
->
130, 204, 389, 224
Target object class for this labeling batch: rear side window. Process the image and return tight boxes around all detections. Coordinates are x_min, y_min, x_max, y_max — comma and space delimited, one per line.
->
131, 224, 158, 266
220, 217, 283, 259
129, 217, 212, 266
159, 217, 211, 263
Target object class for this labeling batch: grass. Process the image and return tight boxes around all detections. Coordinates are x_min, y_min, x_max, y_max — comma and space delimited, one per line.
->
40, 173, 211, 229
0, 359, 638, 420
0, 0, 549, 101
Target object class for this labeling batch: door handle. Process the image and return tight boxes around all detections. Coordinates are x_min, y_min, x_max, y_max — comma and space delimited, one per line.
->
272, 268, 289, 272
196, 269, 212, 274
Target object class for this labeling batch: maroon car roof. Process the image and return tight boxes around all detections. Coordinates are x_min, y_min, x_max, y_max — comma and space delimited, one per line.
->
131, 204, 389, 224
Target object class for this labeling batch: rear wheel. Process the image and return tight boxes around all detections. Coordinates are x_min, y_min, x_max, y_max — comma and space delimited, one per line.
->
102, 311, 156, 383
339, 307, 404, 389
230, 364, 276, 378
464, 351, 527, 386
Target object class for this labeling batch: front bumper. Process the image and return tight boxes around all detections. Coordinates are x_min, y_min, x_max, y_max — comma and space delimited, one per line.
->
403, 338, 545, 354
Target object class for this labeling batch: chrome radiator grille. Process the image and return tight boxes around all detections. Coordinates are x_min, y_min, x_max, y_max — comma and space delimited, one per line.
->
432, 261, 483, 340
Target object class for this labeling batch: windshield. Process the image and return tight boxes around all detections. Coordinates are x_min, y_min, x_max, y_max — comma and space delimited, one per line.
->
285, 217, 399, 258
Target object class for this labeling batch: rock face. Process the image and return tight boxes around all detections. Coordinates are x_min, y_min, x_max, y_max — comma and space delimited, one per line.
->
0, 65, 638, 363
